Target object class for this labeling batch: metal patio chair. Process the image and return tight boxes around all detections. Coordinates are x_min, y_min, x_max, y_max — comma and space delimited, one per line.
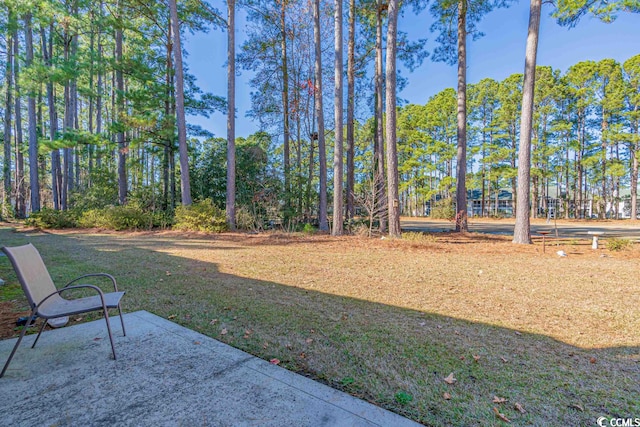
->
1, 243, 126, 378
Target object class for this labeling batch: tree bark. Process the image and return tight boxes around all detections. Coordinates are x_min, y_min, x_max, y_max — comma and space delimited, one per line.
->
13, 26, 25, 218
169, 0, 192, 206
513, 0, 541, 244
345, 0, 356, 220
631, 109, 638, 220
313, 0, 328, 231
332, 0, 344, 235
115, 4, 127, 205
455, 0, 468, 232
280, 0, 291, 217
227, 0, 236, 229
41, 24, 62, 210
374, 1, 386, 233
25, 13, 40, 212
386, 0, 401, 237
3, 26, 13, 204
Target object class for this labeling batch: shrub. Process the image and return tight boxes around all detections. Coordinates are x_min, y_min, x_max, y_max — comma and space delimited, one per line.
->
606, 237, 633, 251
430, 198, 455, 220
77, 206, 155, 231
235, 206, 259, 231
402, 231, 437, 244
173, 199, 228, 233
26, 208, 77, 229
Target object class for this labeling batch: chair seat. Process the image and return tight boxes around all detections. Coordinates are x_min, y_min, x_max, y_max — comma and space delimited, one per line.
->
38, 291, 125, 319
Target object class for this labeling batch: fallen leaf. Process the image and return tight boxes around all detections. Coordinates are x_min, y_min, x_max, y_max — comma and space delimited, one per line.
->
589, 357, 597, 364
515, 331, 522, 336
305, 338, 313, 344
270, 358, 280, 365
262, 342, 269, 349
443, 373, 457, 385
193, 341, 201, 345
460, 356, 465, 361
493, 407, 511, 423
437, 325, 443, 329
220, 328, 228, 335
165, 271, 172, 276
473, 355, 481, 362
493, 396, 507, 404
209, 319, 218, 325
569, 403, 584, 412
500, 356, 508, 363
168, 315, 177, 320
299, 352, 306, 359
75, 317, 83, 322
514, 402, 526, 413
443, 392, 451, 400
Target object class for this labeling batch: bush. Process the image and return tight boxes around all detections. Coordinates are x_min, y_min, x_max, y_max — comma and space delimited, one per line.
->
77, 206, 155, 231
402, 231, 437, 244
430, 198, 455, 220
235, 206, 259, 231
302, 223, 316, 235
26, 208, 78, 229
606, 237, 633, 251
173, 199, 228, 233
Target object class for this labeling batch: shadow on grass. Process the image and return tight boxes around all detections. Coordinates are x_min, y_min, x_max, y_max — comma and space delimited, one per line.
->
0, 225, 637, 426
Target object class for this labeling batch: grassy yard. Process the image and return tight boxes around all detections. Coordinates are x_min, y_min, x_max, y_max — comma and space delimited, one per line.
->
0, 224, 638, 425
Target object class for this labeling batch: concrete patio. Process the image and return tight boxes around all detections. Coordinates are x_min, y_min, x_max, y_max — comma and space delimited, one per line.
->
0, 311, 420, 426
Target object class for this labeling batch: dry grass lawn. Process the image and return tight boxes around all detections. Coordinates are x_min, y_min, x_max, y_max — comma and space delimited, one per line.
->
0, 222, 638, 425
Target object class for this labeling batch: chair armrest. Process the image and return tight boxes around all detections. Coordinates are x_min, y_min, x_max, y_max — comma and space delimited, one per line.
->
64, 273, 119, 292
37, 284, 107, 312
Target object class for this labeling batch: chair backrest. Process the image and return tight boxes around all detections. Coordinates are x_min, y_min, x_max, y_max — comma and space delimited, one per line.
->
2, 244, 60, 310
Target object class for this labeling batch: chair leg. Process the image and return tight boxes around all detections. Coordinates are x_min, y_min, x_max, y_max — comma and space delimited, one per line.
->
117, 304, 126, 337
103, 308, 117, 360
31, 320, 48, 349
1, 311, 36, 378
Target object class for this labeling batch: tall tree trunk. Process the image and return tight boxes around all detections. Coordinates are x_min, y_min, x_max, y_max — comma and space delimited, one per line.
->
169, 0, 192, 206
25, 13, 40, 213
386, 0, 401, 237
42, 24, 62, 210
115, 5, 127, 204
455, 0, 468, 232
513, 0, 541, 244
3, 26, 13, 205
332, 0, 344, 235
280, 0, 291, 217
163, 22, 173, 211
96, 3, 104, 168
345, 0, 356, 220
313, 0, 328, 231
374, 2, 386, 233
631, 111, 638, 220
13, 27, 25, 218
227, 0, 236, 229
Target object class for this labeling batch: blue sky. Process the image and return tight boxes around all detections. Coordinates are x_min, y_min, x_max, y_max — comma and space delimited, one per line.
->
184, 1, 639, 139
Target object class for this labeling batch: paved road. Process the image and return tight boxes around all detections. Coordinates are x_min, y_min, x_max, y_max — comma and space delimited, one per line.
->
401, 218, 640, 240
